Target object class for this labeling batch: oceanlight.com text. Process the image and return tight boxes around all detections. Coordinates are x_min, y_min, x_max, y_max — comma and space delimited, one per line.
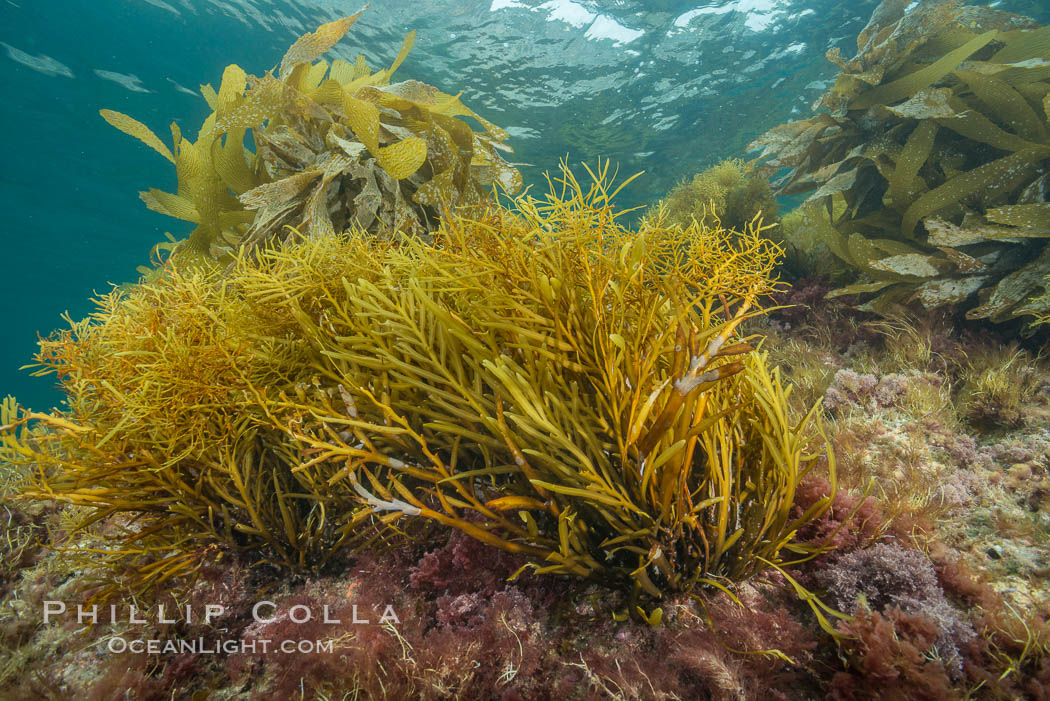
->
106, 637, 337, 655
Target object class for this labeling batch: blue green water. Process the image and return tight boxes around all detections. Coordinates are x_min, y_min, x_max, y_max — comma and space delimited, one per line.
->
2, 0, 1048, 410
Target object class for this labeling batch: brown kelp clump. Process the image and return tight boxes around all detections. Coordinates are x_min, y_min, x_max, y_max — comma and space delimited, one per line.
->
101, 9, 521, 270
1, 164, 837, 618
751, 0, 1050, 322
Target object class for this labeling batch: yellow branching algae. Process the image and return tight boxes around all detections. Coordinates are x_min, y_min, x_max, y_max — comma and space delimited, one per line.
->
1, 165, 836, 616
750, 2, 1050, 323
101, 7, 521, 269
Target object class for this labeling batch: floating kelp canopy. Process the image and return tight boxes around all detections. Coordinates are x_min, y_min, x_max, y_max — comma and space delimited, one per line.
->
750, 0, 1050, 323
101, 8, 522, 270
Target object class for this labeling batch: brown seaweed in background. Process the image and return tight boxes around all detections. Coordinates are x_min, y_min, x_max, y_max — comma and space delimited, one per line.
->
750, 1, 1050, 325
101, 9, 522, 271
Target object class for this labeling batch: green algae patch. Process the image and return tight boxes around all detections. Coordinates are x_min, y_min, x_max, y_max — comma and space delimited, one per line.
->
648, 158, 779, 234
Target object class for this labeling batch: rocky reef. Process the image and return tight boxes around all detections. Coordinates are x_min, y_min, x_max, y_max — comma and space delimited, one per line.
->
2, 3, 1049, 699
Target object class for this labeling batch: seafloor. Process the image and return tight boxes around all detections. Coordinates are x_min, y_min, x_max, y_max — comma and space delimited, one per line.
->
2, 292, 1047, 700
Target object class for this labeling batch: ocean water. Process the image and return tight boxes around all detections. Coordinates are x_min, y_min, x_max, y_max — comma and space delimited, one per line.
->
2, 0, 1048, 411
